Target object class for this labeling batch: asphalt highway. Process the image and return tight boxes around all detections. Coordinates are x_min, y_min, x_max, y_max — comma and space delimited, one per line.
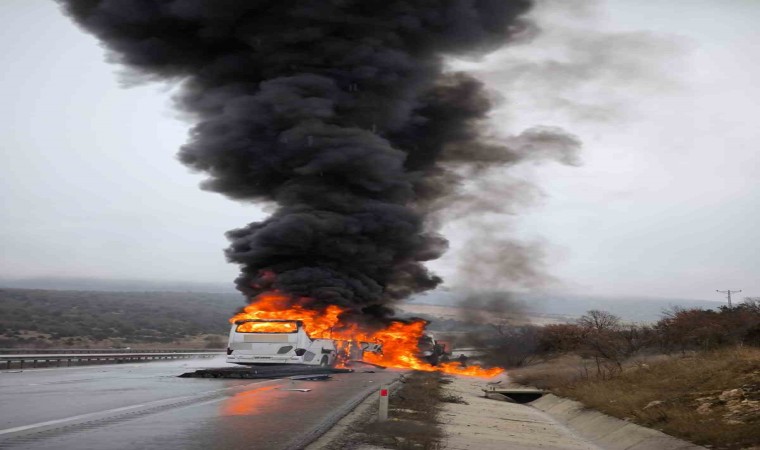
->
0, 356, 400, 449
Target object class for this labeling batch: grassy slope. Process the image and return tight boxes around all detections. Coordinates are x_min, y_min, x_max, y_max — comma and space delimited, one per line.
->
513, 348, 760, 449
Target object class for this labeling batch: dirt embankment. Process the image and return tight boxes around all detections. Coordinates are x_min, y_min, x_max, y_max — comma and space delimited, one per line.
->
511, 348, 760, 449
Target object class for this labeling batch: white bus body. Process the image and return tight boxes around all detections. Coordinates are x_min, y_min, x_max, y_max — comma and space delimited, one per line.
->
226, 319, 338, 367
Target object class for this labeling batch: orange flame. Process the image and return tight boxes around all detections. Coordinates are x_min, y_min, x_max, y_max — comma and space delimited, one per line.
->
235, 321, 298, 333
230, 291, 503, 378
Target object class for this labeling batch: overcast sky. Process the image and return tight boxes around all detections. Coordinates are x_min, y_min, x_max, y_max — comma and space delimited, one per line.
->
0, 0, 757, 300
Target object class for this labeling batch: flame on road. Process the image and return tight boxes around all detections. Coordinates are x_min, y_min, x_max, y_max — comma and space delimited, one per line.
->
230, 291, 503, 378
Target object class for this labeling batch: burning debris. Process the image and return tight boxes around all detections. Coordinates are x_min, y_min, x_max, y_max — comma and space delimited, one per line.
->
58, 0, 576, 377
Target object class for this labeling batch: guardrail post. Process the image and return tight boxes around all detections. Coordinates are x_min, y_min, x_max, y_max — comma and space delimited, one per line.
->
378, 385, 389, 422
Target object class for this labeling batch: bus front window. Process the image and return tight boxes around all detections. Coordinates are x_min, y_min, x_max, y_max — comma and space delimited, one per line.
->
235, 321, 298, 333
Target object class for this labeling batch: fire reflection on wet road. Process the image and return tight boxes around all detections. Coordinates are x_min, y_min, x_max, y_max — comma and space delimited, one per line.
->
219, 385, 279, 416
0, 357, 401, 450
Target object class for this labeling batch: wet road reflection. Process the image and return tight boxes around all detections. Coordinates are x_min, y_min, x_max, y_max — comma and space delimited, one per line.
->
220, 385, 279, 416
0, 359, 402, 450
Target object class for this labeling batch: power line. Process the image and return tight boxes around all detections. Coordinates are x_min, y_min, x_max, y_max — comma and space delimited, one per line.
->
716, 289, 742, 308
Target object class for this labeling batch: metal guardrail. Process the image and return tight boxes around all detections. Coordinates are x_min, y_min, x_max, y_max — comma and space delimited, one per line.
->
0, 352, 223, 370
0, 348, 224, 355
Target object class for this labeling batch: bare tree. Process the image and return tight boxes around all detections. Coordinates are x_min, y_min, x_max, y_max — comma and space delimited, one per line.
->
482, 325, 541, 368
742, 297, 760, 313
577, 310, 625, 377
577, 310, 621, 332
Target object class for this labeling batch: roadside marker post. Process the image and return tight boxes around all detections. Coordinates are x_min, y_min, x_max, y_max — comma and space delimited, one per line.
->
378, 386, 389, 421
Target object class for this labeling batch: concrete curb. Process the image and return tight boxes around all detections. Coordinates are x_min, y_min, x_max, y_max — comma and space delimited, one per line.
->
530, 394, 706, 450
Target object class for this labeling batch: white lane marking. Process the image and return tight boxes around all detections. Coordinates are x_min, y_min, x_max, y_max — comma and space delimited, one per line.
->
169, 396, 227, 410
0, 404, 146, 436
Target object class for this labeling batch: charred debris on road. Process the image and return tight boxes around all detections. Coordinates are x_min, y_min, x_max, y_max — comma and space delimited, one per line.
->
178, 362, 379, 379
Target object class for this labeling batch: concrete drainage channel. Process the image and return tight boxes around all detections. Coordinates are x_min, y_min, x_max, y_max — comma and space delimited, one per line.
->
480, 386, 705, 449
526, 393, 706, 450
483, 387, 546, 403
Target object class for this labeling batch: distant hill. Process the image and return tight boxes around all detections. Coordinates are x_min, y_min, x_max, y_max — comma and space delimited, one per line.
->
409, 289, 725, 323
0, 288, 245, 348
524, 294, 724, 322
0, 277, 236, 293
0, 280, 731, 350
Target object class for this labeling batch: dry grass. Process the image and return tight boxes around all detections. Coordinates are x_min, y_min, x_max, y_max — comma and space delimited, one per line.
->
509, 353, 591, 389
350, 371, 445, 450
512, 348, 760, 449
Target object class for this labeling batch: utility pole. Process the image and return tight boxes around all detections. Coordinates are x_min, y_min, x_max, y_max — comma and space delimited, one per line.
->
716, 289, 742, 308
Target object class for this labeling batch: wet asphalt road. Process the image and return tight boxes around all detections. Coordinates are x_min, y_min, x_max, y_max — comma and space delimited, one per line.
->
0, 356, 400, 449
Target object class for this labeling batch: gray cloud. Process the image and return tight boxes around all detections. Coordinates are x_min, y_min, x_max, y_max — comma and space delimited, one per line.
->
472, 0, 689, 122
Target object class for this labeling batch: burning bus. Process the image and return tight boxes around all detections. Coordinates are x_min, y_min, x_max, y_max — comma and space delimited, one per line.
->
226, 319, 381, 367
224, 292, 502, 377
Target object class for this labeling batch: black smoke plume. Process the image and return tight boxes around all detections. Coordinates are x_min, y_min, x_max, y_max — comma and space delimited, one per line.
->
58, 0, 542, 321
